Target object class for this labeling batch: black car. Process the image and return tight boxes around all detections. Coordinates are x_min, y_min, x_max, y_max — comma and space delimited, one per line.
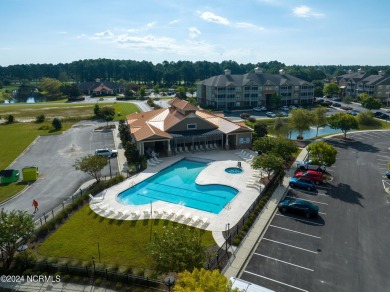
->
380, 113, 389, 120
278, 198, 319, 218
332, 102, 341, 107
374, 111, 384, 118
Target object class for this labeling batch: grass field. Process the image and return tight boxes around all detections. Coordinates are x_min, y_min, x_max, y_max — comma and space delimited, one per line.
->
0, 102, 139, 202
38, 205, 216, 268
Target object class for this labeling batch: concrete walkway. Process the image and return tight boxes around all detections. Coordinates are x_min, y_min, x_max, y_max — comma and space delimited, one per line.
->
223, 147, 309, 278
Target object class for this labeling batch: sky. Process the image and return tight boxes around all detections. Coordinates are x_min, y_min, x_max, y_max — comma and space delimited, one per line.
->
1, 0, 389, 67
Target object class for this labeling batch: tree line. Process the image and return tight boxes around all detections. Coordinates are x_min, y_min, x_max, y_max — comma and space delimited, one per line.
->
1, 59, 390, 86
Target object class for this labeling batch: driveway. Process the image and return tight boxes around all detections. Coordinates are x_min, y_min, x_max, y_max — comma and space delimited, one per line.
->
239, 130, 390, 291
1, 120, 118, 219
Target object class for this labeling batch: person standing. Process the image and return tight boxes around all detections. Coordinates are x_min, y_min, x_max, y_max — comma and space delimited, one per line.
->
32, 199, 39, 212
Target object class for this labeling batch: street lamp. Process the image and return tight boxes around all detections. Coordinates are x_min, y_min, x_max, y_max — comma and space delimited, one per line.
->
91, 256, 96, 273
164, 276, 175, 292
107, 157, 112, 178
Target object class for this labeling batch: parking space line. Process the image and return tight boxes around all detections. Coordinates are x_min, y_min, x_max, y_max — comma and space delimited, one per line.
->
286, 195, 328, 205
326, 169, 335, 172
263, 238, 318, 254
270, 225, 322, 238
254, 253, 314, 271
243, 271, 309, 292
319, 211, 327, 215
276, 214, 324, 225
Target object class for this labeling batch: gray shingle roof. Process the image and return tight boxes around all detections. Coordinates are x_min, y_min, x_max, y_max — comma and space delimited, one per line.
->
198, 72, 312, 87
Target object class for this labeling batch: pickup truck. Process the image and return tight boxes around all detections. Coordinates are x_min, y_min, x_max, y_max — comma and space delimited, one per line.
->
296, 161, 326, 172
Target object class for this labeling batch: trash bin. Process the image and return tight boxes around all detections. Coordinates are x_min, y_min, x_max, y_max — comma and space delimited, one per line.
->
0, 169, 20, 184
22, 166, 39, 182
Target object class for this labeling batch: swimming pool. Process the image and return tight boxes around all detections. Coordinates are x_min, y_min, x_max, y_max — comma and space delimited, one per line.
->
117, 159, 238, 214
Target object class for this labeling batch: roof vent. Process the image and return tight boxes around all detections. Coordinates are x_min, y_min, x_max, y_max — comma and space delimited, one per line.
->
95, 78, 100, 82
224, 69, 231, 75
279, 69, 285, 75
379, 70, 384, 76
357, 68, 364, 74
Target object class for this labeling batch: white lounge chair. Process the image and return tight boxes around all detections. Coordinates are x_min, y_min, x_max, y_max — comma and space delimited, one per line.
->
131, 210, 140, 218
200, 217, 209, 226
235, 149, 245, 155
177, 147, 183, 153
153, 210, 162, 218
176, 210, 185, 221
143, 209, 151, 218
184, 146, 190, 152
199, 145, 205, 151
191, 216, 200, 224
205, 144, 211, 150
104, 207, 115, 215
117, 209, 129, 217
163, 209, 174, 218
151, 157, 161, 164
244, 155, 255, 162
194, 145, 200, 151
147, 159, 156, 167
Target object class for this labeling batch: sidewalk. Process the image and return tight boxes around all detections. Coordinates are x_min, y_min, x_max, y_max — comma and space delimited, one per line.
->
0, 281, 117, 292
223, 147, 308, 278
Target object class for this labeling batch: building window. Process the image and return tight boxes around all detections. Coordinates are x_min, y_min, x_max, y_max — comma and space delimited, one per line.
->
187, 123, 197, 130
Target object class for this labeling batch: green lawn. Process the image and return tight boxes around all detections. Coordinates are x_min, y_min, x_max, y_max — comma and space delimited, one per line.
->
0, 101, 140, 202
38, 205, 216, 268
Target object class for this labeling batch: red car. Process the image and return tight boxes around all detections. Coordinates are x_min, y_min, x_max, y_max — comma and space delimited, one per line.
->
294, 170, 323, 184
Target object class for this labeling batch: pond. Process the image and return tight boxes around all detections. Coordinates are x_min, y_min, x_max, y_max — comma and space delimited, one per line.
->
288, 126, 341, 140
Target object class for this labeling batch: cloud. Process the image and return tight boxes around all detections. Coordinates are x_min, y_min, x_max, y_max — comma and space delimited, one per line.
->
188, 27, 201, 38
293, 5, 324, 18
93, 30, 114, 38
199, 11, 229, 25
146, 22, 157, 29
169, 19, 179, 24
235, 22, 264, 31
57, 31, 68, 34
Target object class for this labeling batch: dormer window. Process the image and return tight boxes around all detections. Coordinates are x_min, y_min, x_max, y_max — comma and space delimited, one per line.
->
187, 123, 197, 130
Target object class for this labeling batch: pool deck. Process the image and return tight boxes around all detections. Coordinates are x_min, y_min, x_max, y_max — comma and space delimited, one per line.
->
90, 149, 265, 247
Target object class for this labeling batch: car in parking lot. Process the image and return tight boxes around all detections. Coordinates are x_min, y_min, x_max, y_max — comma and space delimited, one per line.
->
276, 111, 288, 117
332, 102, 341, 107
296, 161, 326, 172
347, 110, 359, 116
95, 148, 118, 158
280, 106, 289, 111
278, 198, 319, 218
253, 106, 267, 112
266, 111, 276, 117
380, 113, 389, 120
289, 177, 315, 190
294, 170, 323, 184
374, 111, 384, 118
386, 170, 390, 179
289, 105, 297, 109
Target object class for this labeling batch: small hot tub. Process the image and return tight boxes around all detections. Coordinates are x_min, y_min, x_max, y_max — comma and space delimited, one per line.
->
225, 167, 243, 174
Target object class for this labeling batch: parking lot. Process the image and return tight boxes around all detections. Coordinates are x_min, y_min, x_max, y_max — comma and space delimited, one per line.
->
239, 130, 390, 291
1, 120, 119, 218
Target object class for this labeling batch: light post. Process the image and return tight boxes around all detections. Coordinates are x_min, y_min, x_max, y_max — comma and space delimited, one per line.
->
164, 276, 175, 292
107, 157, 112, 178
91, 256, 96, 274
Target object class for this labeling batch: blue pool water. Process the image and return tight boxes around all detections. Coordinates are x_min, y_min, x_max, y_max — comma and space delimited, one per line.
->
117, 159, 238, 214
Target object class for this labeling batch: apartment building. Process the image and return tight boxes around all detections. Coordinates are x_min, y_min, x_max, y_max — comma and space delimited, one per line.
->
196, 67, 314, 110
335, 69, 390, 102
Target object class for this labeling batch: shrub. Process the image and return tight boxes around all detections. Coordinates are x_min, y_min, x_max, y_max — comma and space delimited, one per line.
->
357, 111, 381, 126
247, 117, 256, 123
52, 118, 62, 130
72, 276, 81, 283
7, 114, 14, 123
62, 274, 71, 282
36, 114, 45, 123
115, 282, 123, 290
94, 278, 103, 286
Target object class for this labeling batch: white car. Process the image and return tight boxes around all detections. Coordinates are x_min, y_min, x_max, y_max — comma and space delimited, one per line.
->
296, 161, 326, 172
266, 111, 276, 118
253, 106, 267, 112
289, 105, 298, 109
95, 148, 118, 158
280, 106, 289, 111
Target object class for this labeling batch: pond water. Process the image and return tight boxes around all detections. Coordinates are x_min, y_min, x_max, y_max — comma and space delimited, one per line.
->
288, 126, 341, 140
